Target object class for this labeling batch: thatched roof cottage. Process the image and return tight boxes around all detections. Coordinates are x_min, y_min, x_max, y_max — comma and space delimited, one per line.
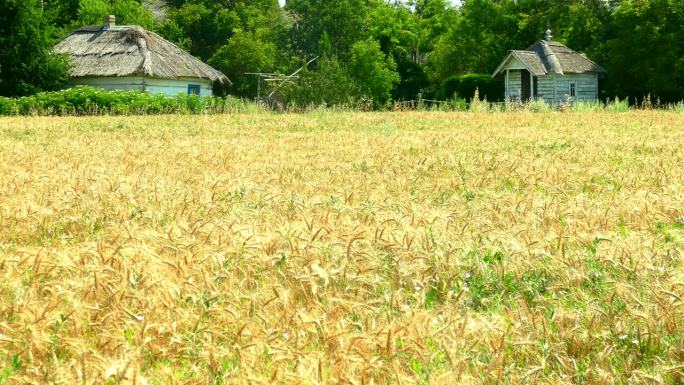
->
54, 16, 231, 97
492, 30, 605, 103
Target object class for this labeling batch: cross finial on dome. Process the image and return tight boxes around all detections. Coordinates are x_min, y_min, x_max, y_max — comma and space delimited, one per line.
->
545, 29, 553, 41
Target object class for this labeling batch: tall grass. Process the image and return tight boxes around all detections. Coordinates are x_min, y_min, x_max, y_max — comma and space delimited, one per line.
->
1, 112, 683, 384
671, 101, 684, 112
604, 97, 631, 112
570, 101, 603, 112
1, 87, 682, 115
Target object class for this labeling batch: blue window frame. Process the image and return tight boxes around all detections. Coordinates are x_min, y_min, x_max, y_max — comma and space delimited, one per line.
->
188, 84, 201, 95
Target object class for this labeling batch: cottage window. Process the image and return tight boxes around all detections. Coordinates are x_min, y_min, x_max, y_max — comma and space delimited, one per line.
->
570, 82, 576, 98
533, 76, 539, 97
188, 84, 201, 95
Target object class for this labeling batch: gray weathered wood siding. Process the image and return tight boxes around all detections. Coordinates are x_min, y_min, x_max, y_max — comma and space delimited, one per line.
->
554, 73, 598, 102
536, 75, 555, 103
507, 71, 522, 98
503, 69, 598, 103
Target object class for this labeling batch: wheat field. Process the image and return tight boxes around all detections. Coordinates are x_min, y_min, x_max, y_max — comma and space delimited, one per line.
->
0, 112, 683, 385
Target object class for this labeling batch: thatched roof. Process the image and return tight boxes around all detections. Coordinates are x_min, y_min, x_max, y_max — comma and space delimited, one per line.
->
507, 51, 547, 76
55, 25, 231, 85
493, 39, 605, 78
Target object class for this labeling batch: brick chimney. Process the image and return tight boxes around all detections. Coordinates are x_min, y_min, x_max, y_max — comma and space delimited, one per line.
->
103, 15, 116, 30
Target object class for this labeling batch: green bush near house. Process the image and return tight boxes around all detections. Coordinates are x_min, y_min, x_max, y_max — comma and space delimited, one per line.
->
440, 74, 504, 102
0, 97, 15, 115
0, 86, 261, 116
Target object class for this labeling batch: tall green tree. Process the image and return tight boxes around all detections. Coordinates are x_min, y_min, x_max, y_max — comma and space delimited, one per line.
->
42, 0, 81, 34
414, 0, 458, 57
368, 2, 427, 100
160, 2, 239, 60
286, 0, 373, 58
428, 0, 514, 79
606, 0, 684, 102
349, 39, 400, 108
76, 0, 156, 28
160, 0, 283, 61
209, 30, 278, 97
0, 0, 69, 96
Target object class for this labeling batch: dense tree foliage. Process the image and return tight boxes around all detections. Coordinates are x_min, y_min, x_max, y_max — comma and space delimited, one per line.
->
77, 0, 155, 28
606, 0, 684, 102
349, 39, 400, 108
0, 0, 70, 96
0, 0, 683, 103
208, 30, 278, 97
286, 0, 372, 58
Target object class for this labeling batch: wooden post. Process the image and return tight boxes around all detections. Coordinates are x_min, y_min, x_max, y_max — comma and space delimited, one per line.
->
530, 72, 534, 102
257, 77, 261, 100
595, 73, 599, 100
505, 69, 509, 98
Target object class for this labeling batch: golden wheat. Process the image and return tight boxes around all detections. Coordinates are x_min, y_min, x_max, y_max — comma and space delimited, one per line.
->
0, 111, 682, 385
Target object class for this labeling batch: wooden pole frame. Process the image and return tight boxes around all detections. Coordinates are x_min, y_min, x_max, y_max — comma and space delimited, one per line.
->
245, 56, 319, 102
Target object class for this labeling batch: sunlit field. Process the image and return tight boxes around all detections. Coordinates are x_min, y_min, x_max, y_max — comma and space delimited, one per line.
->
0, 112, 683, 385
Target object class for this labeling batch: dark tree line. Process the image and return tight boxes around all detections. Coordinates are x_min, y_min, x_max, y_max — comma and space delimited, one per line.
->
1, 0, 683, 105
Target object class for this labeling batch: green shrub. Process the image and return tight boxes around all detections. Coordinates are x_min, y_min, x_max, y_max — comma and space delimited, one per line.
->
469, 99, 490, 113
571, 101, 603, 112
0, 97, 16, 115
446, 97, 468, 111
527, 99, 552, 112
671, 101, 684, 112
605, 97, 630, 112
0, 86, 261, 116
440, 74, 504, 102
